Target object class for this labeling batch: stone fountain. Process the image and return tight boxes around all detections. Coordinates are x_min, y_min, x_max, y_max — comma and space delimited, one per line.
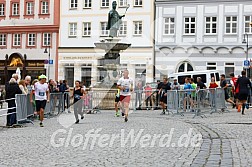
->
94, 1, 131, 88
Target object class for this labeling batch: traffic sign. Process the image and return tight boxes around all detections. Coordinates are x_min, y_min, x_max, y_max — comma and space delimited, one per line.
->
244, 60, 250, 69
49, 60, 53, 64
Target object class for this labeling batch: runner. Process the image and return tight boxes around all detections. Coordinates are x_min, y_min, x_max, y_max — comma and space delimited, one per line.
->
159, 77, 171, 115
220, 74, 236, 108
72, 80, 84, 124
117, 69, 134, 122
30, 75, 49, 127
235, 71, 252, 115
114, 88, 120, 117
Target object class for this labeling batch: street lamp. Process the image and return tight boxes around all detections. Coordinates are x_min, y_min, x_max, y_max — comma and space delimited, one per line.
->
242, 33, 249, 77
44, 44, 50, 80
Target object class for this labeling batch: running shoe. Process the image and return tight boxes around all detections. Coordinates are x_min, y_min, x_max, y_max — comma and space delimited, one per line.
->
75, 120, 80, 124
81, 116, 84, 120
160, 111, 165, 115
39, 122, 44, 127
125, 117, 128, 122
246, 104, 249, 109
122, 112, 125, 117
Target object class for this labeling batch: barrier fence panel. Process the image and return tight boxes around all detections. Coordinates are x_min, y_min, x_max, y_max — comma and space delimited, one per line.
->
26, 94, 34, 117
48, 93, 64, 115
16, 94, 28, 122
166, 90, 178, 114
212, 88, 226, 113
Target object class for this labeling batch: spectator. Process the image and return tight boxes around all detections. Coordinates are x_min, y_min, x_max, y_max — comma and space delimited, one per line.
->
134, 82, 143, 110
5, 78, 22, 126
189, 78, 197, 102
145, 83, 153, 110
209, 77, 218, 88
183, 77, 194, 112
60, 80, 70, 112
196, 77, 206, 103
171, 78, 180, 90
229, 73, 238, 109
25, 76, 32, 93
18, 80, 28, 95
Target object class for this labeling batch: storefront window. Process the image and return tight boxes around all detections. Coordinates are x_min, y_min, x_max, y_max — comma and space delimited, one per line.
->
65, 67, 74, 87
81, 68, 91, 87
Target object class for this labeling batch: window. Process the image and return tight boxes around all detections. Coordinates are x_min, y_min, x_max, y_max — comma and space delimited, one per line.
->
0, 3, 5, 16
225, 16, 237, 34
13, 34, 21, 46
101, 0, 109, 7
70, 0, 78, 9
225, 63, 234, 78
83, 22, 91, 36
84, 0, 91, 8
41, 1, 49, 14
101, 22, 108, 36
207, 62, 217, 70
134, 0, 142, 6
43, 33, 51, 46
119, 0, 127, 7
26, 2, 34, 15
133, 21, 142, 35
12, 3, 19, 15
65, 67, 74, 87
0, 34, 6, 46
28, 33, 36, 46
245, 16, 252, 34
69, 23, 77, 37
119, 21, 127, 36
184, 17, 196, 34
205, 17, 217, 34
178, 62, 194, 73
164, 17, 175, 35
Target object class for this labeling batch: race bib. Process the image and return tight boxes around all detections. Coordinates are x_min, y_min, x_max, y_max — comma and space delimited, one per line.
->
39, 92, 45, 96
123, 87, 129, 92
74, 94, 81, 100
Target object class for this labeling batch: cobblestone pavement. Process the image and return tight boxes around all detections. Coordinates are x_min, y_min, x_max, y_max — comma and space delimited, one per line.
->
0, 107, 252, 167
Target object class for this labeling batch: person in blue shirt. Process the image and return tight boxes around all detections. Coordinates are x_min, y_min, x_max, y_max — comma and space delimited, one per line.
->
183, 77, 194, 112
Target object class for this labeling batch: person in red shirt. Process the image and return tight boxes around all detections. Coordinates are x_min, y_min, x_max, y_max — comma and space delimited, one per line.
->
230, 73, 238, 109
209, 77, 218, 89
145, 83, 153, 110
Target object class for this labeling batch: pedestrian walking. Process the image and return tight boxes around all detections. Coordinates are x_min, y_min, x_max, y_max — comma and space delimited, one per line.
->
220, 74, 236, 108
159, 77, 171, 115
117, 69, 134, 122
72, 81, 84, 124
30, 75, 49, 127
235, 71, 252, 115
6, 78, 22, 126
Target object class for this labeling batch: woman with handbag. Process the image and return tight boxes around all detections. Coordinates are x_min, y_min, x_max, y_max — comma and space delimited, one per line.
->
72, 81, 84, 124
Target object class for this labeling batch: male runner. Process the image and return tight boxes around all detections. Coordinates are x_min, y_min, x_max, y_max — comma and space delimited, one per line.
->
30, 74, 49, 127
117, 70, 134, 122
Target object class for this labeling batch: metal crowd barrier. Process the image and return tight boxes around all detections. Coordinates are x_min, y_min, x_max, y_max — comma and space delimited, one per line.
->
166, 88, 227, 118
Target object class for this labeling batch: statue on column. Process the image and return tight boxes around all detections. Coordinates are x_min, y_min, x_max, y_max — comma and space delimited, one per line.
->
107, 1, 125, 38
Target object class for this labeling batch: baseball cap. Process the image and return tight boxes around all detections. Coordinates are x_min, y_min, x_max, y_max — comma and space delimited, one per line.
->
39, 74, 47, 80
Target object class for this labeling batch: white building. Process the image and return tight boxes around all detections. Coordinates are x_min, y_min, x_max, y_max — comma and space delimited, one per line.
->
0, 0, 60, 83
155, 0, 252, 82
59, 0, 154, 87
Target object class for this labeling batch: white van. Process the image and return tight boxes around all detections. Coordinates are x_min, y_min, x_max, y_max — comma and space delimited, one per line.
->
169, 70, 220, 87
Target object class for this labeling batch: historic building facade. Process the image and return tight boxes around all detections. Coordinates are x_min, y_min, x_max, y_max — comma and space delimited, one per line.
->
59, 0, 154, 87
0, 0, 60, 84
155, 0, 252, 81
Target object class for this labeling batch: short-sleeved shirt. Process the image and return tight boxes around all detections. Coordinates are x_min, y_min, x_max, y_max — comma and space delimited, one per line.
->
184, 83, 193, 94
34, 82, 49, 101
160, 82, 171, 94
197, 82, 206, 89
220, 80, 228, 89
117, 77, 134, 96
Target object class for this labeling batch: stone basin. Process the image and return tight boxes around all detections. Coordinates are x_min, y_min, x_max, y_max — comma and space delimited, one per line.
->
94, 38, 131, 52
